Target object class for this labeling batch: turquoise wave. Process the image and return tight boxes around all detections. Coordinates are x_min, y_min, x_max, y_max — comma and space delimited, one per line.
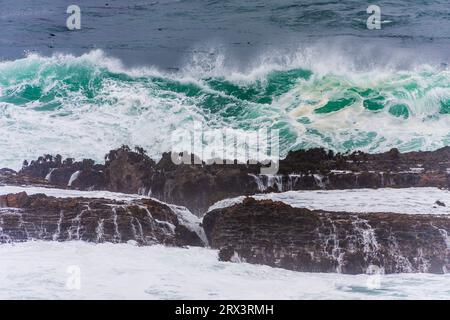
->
0, 50, 449, 169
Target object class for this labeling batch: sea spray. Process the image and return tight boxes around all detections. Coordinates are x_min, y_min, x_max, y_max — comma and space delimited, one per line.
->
0, 50, 449, 170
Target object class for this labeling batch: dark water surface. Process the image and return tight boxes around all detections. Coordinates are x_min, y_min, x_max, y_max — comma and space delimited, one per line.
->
1, 0, 449, 68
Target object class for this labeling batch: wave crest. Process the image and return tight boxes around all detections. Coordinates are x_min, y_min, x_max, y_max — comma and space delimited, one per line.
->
0, 49, 449, 169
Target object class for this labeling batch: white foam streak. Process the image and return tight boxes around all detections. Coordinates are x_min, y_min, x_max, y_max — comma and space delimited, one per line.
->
0, 185, 144, 200
0, 241, 449, 299
67, 171, 81, 187
207, 188, 450, 215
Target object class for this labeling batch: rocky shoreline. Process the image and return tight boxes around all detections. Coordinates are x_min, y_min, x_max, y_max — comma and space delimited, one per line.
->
204, 197, 450, 274
4, 146, 450, 215
1, 146, 450, 274
0, 191, 204, 247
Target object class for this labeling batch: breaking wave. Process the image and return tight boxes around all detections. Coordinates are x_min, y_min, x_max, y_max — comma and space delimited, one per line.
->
0, 49, 449, 169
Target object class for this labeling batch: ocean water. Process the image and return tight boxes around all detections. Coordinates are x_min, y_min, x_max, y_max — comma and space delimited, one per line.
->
0, 183, 450, 299
0, 1, 449, 169
1, 241, 450, 300
1, 1, 450, 300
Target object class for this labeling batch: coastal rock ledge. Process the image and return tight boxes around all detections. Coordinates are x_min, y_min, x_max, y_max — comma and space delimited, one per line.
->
203, 198, 450, 274
0, 192, 204, 247
8, 145, 450, 216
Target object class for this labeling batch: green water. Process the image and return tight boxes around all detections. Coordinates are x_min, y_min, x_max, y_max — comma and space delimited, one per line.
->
0, 52, 449, 168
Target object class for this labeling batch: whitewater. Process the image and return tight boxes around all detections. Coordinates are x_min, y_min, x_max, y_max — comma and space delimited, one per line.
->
0, 185, 449, 299
0, 49, 449, 170
0, 241, 449, 300
207, 187, 450, 215
1, 0, 450, 301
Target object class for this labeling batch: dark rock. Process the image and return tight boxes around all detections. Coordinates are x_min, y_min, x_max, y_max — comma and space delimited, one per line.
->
0, 168, 17, 175
148, 153, 259, 215
435, 200, 446, 207
47, 167, 77, 185
175, 224, 204, 247
104, 146, 155, 194
70, 170, 105, 190
97, 145, 450, 215
18, 153, 106, 189
20, 155, 56, 178
218, 246, 236, 262
11, 145, 450, 216
203, 198, 450, 274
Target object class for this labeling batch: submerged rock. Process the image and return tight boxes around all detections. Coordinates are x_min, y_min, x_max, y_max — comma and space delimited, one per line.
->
203, 197, 450, 274
435, 200, 446, 207
0, 192, 204, 247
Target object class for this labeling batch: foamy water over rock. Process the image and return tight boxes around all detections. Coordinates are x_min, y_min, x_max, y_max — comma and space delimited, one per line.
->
0, 189, 204, 247
204, 197, 450, 274
9, 146, 450, 216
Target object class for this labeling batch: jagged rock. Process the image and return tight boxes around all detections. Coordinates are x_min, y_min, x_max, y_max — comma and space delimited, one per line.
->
104, 146, 155, 194
147, 152, 260, 215
11, 146, 450, 216
203, 198, 450, 274
16, 153, 106, 190
0, 192, 204, 247
19, 154, 60, 178
100, 146, 450, 215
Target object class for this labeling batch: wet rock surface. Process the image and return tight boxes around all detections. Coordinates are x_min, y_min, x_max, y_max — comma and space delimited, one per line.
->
2, 146, 450, 274
0, 192, 203, 247
7, 146, 450, 216
203, 198, 450, 274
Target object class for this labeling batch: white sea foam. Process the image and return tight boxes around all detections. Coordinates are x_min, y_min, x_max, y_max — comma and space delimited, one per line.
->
0, 241, 448, 300
67, 171, 82, 187
166, 204, 208, 245
0, 49, 449, 170
0, 185, 144, 201
207, 187, 450, 215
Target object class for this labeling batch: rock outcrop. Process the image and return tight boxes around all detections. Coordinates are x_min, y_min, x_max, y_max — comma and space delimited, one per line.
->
0, 192, 204, 247
19, 155, 106, 190
4, 146, 450, 274
13, 147, 261, 215
146, 153, 260, 215
203, 198, 450, 274
9, 146, 450, 216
